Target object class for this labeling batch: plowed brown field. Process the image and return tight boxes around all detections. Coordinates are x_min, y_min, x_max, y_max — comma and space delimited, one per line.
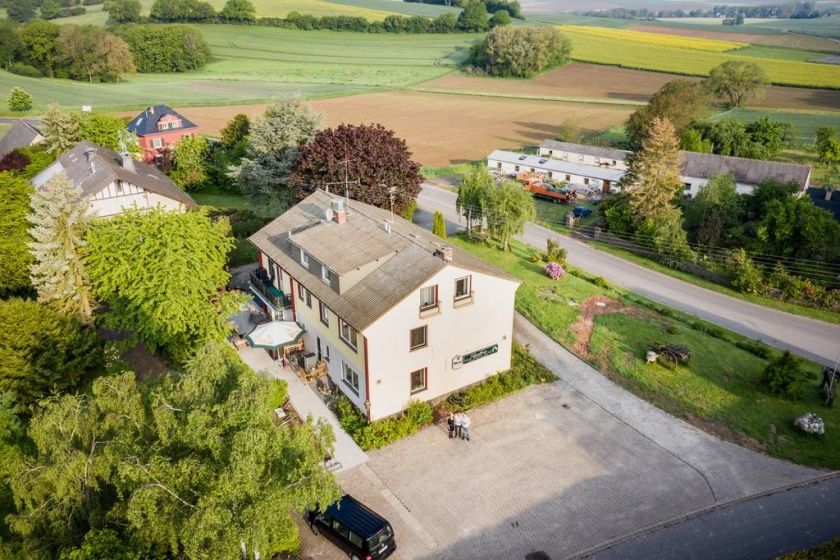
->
420, 63, 840, 111
175, 90, 633, 166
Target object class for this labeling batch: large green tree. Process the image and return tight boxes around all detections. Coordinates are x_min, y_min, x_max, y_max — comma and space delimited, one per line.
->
170, 134, 208, 190
20, 20, 60, 78
80, 113, 139, 154
705, 60, 768, 107
626, 80, 708, 150
7, 0, 38, 23
5, 343, 339, 560
484, 180, 535, 251
0, 173, 34, 298
470, 25, 571, 78
684, 173, 741, 247
56, 25, 136, 83
456, 164, 493, 235
0, 21, 24, 71
106, 0, 143, 24
622, 117, 684, 221
29, 173, 94, 325
289, 123, 422, 216
220, 113, 250, 148
42, 104, 81, 155
0, 298, 102, 414
232, 95, 321, 215
220, 0, 256, 22
114, 24, 210, 73
84, 209, 242, 363
756, 196, 840, 263
457, 0, 488, 31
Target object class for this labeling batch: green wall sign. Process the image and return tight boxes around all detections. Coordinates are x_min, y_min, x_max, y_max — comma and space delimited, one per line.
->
462, 344, 498, 365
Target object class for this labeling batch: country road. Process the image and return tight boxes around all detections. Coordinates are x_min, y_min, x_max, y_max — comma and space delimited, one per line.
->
417, 184, 840, 367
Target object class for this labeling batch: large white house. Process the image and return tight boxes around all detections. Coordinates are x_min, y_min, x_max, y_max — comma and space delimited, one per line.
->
31, 141, 195, 217
249, 190, 520, 421
488, 140, 811, 198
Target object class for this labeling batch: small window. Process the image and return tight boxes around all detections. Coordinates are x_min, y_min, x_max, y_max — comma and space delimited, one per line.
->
584, 178, 590, 185
547, 171, 553, 179
305, 291, 312, 308
496, 162, 501, 170
323, 345, 330, 363
321, 266, 332, 284
297, 283, 304, 300
342, 361, 359, 394
612, 160, 617, 166
565, 175, 570, 181
300, 250, 309, 267
455, 276, 471, 300
410, 368, 427, 394
151, 137, 163, 149
410, 326, 427, 351
348, 531, 364, 548
319, 302, 329, 326
514, 165, 520, 172
419, 285, 437, 311
340, 319, 358, 350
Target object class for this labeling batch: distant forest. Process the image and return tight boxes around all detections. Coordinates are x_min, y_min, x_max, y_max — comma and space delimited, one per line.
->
575, 2, 836, 21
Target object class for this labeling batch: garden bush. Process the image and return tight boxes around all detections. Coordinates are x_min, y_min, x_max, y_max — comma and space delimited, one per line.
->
763, 350, 812, 400
401, 199, 417, 222
0, 150, 30, 172
545, 261, 565, 280
735, 339, 772, 359
336, 397, 433, 451
726, 248, 764, 294
8, 64, 42, 79
546, 238, 566, 264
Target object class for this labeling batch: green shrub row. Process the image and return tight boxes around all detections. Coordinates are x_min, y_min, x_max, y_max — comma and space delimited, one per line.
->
779, 537, 840, 559
450, 344, 555, 411
335, 397, 434, 451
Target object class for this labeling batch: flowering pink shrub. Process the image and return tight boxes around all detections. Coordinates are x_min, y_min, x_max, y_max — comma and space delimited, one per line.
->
545, 261, 565, 280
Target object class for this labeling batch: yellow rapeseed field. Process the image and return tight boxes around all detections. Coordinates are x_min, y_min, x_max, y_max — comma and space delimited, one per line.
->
559, 26, 840, 89
559, 25, 747, 52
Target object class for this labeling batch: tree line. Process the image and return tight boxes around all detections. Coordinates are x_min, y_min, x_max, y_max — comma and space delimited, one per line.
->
574, 1, 834, 21
0, 19, 210, 81
467, 25, 572, 77
136, 0, 510, 33
404, 0, 523, 19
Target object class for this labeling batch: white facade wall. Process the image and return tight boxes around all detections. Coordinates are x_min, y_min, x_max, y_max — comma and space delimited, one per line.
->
363, 265, 518, 421
682, 176, 756, 198
90, 180, 185, 217
489, 157, 607, 191
538, 147, 628, 171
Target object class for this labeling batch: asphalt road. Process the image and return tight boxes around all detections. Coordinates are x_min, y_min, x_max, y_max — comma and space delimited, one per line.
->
417, 184, 840, 367
591, 475, 840, 560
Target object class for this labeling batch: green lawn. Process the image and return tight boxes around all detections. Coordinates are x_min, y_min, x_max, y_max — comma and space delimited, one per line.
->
0, 25, 471, 115
748, 15, 840, 39
449, 234, 838, 469
192, 192, 250, 210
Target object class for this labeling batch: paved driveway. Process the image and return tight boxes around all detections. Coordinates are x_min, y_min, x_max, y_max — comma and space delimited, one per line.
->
299, 321, 821, 560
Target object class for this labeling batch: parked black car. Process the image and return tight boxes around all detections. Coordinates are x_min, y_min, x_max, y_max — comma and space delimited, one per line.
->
307, 494, 396, 560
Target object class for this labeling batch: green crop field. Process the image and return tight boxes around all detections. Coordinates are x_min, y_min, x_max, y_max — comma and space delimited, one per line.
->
560, 26, 840, 89
0, 25, 472, 114
747, 15, 840, 39
712, 108, 840, 144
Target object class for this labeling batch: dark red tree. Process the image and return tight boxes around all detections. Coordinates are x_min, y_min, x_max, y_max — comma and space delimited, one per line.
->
288, 123, 422, 216
0, 150, 31, 173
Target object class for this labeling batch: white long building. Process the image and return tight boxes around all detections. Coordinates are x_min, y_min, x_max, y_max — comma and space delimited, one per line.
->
488, 140, 811, 198
249, 190, 520, 421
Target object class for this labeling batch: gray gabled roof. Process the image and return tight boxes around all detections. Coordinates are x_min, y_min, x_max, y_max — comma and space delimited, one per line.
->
126, 104, 198, 136
250, 190, 519, 332
680, 151, 810, 189
31, 141, 196, 207
540, 140, 630, 161
0, 120, 44, 158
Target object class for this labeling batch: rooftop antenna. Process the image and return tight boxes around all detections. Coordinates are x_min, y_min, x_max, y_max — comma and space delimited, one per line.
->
322, 152, 360, 209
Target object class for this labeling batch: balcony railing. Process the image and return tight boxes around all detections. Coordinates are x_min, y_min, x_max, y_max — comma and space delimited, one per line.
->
250, 270, 292, 310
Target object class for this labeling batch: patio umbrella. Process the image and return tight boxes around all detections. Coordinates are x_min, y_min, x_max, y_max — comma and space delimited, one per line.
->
246, 321, 305, 350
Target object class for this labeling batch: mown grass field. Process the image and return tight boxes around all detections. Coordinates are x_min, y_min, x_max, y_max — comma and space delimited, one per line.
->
449, 235, 839, 469
711, 108, 840, 144
0, 26, 471, 114
559, 25, 840, 88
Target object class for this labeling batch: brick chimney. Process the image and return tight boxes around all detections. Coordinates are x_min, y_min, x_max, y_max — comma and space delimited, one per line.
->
436, 246, 453, 262
331, 199, 346, 225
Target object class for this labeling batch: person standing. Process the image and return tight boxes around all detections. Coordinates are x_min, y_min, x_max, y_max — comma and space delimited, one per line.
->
447, 413, 456, 439
453, 412, 464, 440
461, 413, 471, 441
